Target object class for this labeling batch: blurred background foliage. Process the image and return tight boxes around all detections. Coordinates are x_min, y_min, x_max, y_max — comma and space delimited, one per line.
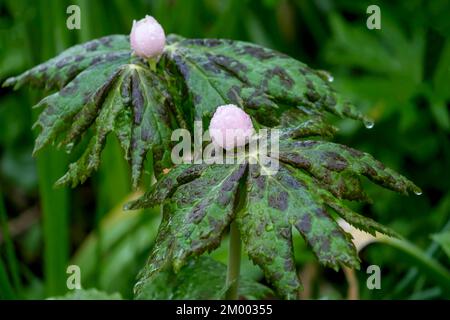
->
0, 0, 449, 300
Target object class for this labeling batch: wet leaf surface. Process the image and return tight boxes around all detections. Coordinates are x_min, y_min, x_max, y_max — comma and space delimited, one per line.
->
4, 34, 420, 299
127, 124, 419, 299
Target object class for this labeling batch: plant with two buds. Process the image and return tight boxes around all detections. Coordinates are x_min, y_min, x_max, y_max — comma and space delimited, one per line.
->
3, 15, 421, 299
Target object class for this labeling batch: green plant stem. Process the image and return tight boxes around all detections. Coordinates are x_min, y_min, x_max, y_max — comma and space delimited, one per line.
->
225, 221, 241, 300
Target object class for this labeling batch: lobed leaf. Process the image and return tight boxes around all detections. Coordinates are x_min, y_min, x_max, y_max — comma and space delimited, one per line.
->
3, 35, 131, 91
128, 126, 419, 299
133, 163, 247, 295
278, 139, 421, 200
163, 35, 371, 127
3, 33, 421, 299
238, 164, 359, 299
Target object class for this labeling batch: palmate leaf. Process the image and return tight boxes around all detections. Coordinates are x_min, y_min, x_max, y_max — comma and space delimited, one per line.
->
4, 35, 131, 91
3, 32, 420, 299
3, 35, 177, 187
127, 123, 420, 299
3, 33, 367, 188
163, 35, 371, 128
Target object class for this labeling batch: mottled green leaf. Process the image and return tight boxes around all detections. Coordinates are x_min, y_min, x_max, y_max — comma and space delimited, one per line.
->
3, 32, 421, 300
135, 256, 273, 300
163, 35, 370, 127
127, 66, 176, 184
50, 64, 176, 188
3, 35, 130, 91
4, 35, 179, 188
238, 164, 359, 299
132, 163, 247, 295
32, 58, 129, 155
3, 34, 373, 188
278, 139, 421, 200
128, 126, 419, 299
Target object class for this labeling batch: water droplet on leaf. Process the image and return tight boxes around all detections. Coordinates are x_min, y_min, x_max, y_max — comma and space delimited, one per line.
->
265, 224, 274, 232
364, 119, 374, 129
317, 70, 334, 83
65, 142, 74, 154
414, 189, 422, 196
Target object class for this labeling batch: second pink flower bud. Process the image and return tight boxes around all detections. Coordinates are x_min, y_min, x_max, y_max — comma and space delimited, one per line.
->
130, 15, 166, 59
209, 104, 255, 150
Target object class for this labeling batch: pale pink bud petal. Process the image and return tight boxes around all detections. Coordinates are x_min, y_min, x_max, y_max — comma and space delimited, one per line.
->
130, 15, 165, 59
209, 104, 254, 150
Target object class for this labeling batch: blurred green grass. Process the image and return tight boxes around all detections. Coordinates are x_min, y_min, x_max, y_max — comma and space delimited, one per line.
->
0, 0, 449, 299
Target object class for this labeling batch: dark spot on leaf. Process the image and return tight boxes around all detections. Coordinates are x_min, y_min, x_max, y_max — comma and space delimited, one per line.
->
238, 45, 277, 60
187, 39, 223, 47
105, 52, 126, 61
227, 85, 241, 103
45, 105, 56, 115
193, 94, 202, 105
38, 65, 48, 73
296, 213, 312, 233
172, 54, 190, 79
280, 152, 311, 170
66, 65, 79, 80
342, 145, 364, 158
188, 202, 207, 223
284, 259, 294, 272
141, 127, 154, 141
363, 164, 378, 178
319, 237, 330, 253
268, 191, 288, 211
217, 192, 232, 207
279, 227, 290, 239
296, 140, 319, 148
131, 72, 144, 124
82, 91, 92, 104
90, 56, 103, 66
99, 36, 113, 47
85, 40, 99, 51
177, 165, 207, 184
279, 171, 304, 189
59, 82, 78, 97
267, 66, 294, 88
305, 90, 320, 102
325, 94, 337, 107
74, 55, 84, 62
299, 68, 307, 76
322, 151, 348, 172
56, 57, 72, 69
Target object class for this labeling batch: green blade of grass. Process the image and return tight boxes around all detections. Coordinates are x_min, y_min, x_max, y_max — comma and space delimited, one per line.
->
379, 236, 450, 295
0, 256, 15, 299
0, 189, 21, 297
33, 0, 71, 296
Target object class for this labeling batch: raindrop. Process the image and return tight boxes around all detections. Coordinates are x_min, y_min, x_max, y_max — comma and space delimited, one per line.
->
65, 142, 74, 154
317, 70, 334, 83
327, 74, 334, 82
265, 224, 274, 232
414, 189, 423, 196
364, 119, 374, 129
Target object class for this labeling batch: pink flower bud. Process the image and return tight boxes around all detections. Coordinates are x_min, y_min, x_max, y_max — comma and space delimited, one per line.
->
209, 104, 254, 150
130, 15, 165, 59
